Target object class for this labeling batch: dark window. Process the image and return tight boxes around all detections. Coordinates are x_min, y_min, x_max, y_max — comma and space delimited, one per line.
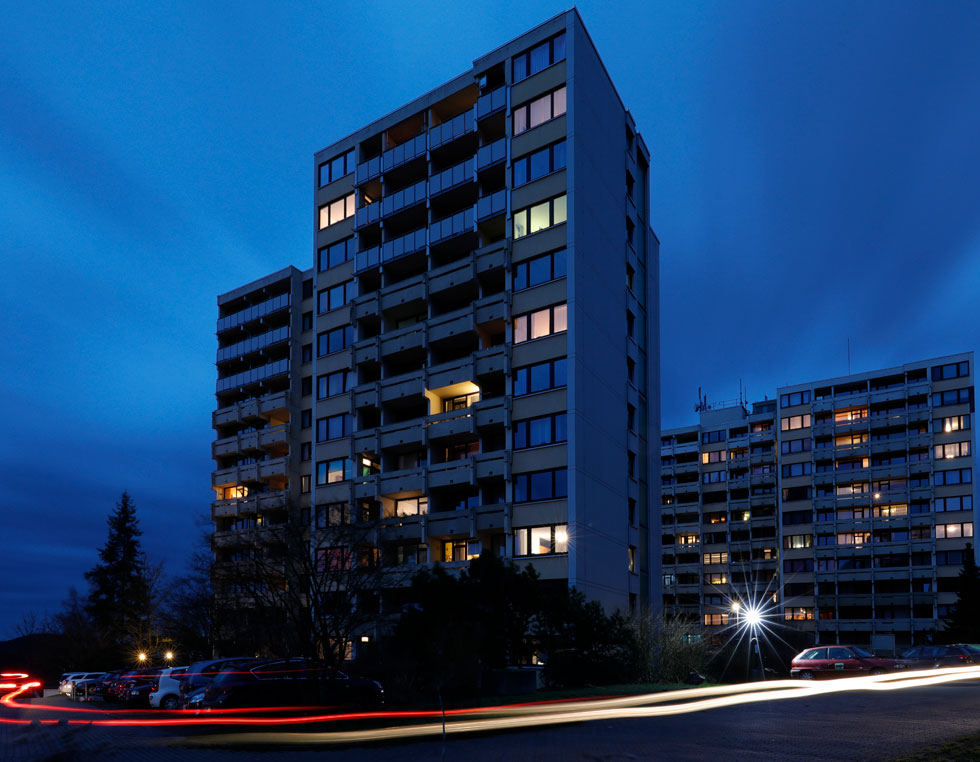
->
301, 409, 312, 429
318, 148, 355, 187
302, 344, 313, 363
513, 141, 567, 187
702, 430, 726, 444
779, 391, 812, 407
512, 32, 566, 83
781, 438, 812, 454
513, 468, 568, 502
317, 414, 352, 442
302, 279, 313, 299
513, 413, 567, 449
317, 237, 356, 272
317, 280, 355, 314
513, 249, 566, 291
932, 361, 969, 381
932, 388, 972, 407
513, 358, 567, 396
300, 442, 312, 462
301, 376, 312, 397
317, 326, 353, 356
317, 370, 350, 399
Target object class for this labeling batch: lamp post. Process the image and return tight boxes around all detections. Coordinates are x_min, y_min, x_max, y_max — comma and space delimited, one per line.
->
164, 651, 174, 664
742, 607, 765, 682
137, 652, 147, 665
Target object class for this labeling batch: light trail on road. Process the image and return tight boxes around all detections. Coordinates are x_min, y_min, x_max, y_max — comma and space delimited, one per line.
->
3, 666, 980, 739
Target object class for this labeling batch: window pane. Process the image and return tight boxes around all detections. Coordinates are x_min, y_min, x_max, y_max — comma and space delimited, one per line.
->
329, 198, 344, 224
513, 55, 527, 83
529, 41, 550, 75
530, 526, 551, 554
514, 367, 528, 396
530, 363, 550, 392
553, 141, 566, 170
514, 109, 527, 135
530, 309, 550, 339
514, 209, 527, 239
553, 87, 566, 117
553, 358, 567, 387
529, 95, 550, 129
513, 160, 528, 187
529, 148, 550, 180
318, 206, 329, 230
514, 475, 528, 503
529, 418, 551, 446
530, 471, 552, 500
514, 527, 528, 556
318, 163, 329, 188
554, 468, 568, 497
554, 524, 568, 552
514, 315, 528, 344
529, 255, 551, 287
514, 262, 528, 291
345, 194, 355, 218
553, 33, 566, 62
330, 156, 344, 181
555, 413, 567, 442
553, 304, 567, 333
513, 421, 527, 449
529, 201, 550, 233
552, 194, 567, 225
553, 249, 567, 278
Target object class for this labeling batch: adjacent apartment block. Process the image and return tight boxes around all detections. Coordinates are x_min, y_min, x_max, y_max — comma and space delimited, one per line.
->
211, 9, 660, 628
661, 353, 976, 648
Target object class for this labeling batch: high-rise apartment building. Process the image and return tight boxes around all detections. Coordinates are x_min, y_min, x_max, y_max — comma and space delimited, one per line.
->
211, 9, 660, 634
661, 353, 976, 648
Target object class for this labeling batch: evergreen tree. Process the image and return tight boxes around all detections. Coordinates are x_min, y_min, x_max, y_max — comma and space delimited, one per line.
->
945, 543, 980, 643
84, 491, 151, 652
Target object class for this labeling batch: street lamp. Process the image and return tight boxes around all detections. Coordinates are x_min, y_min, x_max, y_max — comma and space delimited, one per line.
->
164, 651, 174, 663
137, 652, 147, 663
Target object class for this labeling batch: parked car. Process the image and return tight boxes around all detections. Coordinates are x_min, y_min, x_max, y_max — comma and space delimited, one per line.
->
179, 658, 262, 708
149, 666, 188, 709
790, 645, 909, 679
120, 669, 161, 705
66, 673, 105, 700
183, 686, 207, 711
202, 659, 383, 710
106, 668, 157, 703
59, 673, 87, 696
900, 644, 980, 669
69, 673, 106, 701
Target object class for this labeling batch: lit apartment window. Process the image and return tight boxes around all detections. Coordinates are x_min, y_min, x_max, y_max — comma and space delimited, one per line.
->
513, 413, 567, 449
935, 441, 971, 460
514, 524, 568, 556
443, 539, 477, 563
784, 608, 814, 621
704, 613, 730, 626
316, 546, 352, 572
394, 497, 428, 517
318, 237, 356, 272
702, 450, 726, 464
513, 140, 566, 187
677, 533, 699, 545
317, 280, 355, 314
703, 552, 728, 564
512, 32, 566, 82
936, 524, 973, 540
513, 194, 567, 239
318, 193, 355, 230
783, 534, 813, 549
513, 358, 567, 396
628, 546, 637, 573
444, 392, 480, 412
316, 458, 353, 485
781, 414, 811, 431
834, 408, 867, 422
513, 303, 567, 343
318, 370, 350, 399
318, 149, 355, 188
513, 249, 566, 291
935, 415, 971, 433
301, 475, 311, 494
513, 87, 566, 135
223, 485, 248, 499
514, 468, 568, 502
704, 573, 728, 585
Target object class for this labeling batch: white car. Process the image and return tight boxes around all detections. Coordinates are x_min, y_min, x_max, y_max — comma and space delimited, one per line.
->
149, 666, 188, 710
67, 673, 105, 700
59, 673, 87, 696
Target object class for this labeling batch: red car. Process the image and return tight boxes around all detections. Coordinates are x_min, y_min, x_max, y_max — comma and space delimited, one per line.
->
790, 645, 908, 679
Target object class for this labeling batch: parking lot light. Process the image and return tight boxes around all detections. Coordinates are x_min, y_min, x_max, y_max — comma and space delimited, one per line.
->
165, 651, 174, 662
138, 652, 147, 663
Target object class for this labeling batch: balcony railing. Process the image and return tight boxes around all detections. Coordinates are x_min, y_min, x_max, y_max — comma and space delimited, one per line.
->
383, 134, 427, 172
476, 189, 506, 221
217, 326, 290, 363
429, 158, 474, 196
356, 155, 382, 183
430, 207, 474, 245
476, 138, 506, 170
381, 179, 427, 218
216, 358, 290, 393
216, 293, 290, 333
383, 227, 428, 263
429, 110, 474, 150
354, 201, 380, 229
476, 87, 506, 120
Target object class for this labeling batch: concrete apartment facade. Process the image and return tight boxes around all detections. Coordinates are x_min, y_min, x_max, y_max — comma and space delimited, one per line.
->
210, 10, 660, 632
661, 353, 976, 648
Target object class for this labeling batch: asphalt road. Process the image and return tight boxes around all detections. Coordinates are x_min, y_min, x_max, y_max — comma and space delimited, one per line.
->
3, 679, 979, 761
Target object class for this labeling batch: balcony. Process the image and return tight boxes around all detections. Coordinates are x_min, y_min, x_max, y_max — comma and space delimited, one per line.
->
380, 323, 426, 357
382, 134, 427, 173
211, 424, 287, 458
430, 207, 474, 245
379, 420, 424, 450
383, 227, 428, 264
356, 155, 382, 183
429, 158, 474, 197
213, 389, 290, 428
476, 137, 507, 170
425, 513, 471, 539
258, 456, 289, 480
379, 372, 425, 403
428, 459, 474, 488
474, 451, 509, 480
427, 309, 472, 344
217, 326, 290, 363
354, 201, 381, 230
216, 293, 290, 333
379, 467, 425, 495
476, 87, 506, 120
380, 277, 427, 312
352, 337, 380, 366
428, 110, 474, 150
211, 490, 288, 520
476, 189, 507, 221
474, 345, 509, 376
474, 397, 508, 428
216, 358, 289, 393
426, 408, 477, 442
381, 179, 427, 218
429, 258, 477, 296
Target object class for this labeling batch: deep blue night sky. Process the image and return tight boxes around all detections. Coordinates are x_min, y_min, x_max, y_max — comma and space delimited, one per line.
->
2, 1, 979, 636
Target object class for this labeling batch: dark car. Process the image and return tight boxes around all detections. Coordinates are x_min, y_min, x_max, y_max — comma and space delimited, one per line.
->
121, 670, 161, 705
790, 645, 908, 679
179, 657, 263, 708
900, 644, 980, 669
202, 659, 383, 710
